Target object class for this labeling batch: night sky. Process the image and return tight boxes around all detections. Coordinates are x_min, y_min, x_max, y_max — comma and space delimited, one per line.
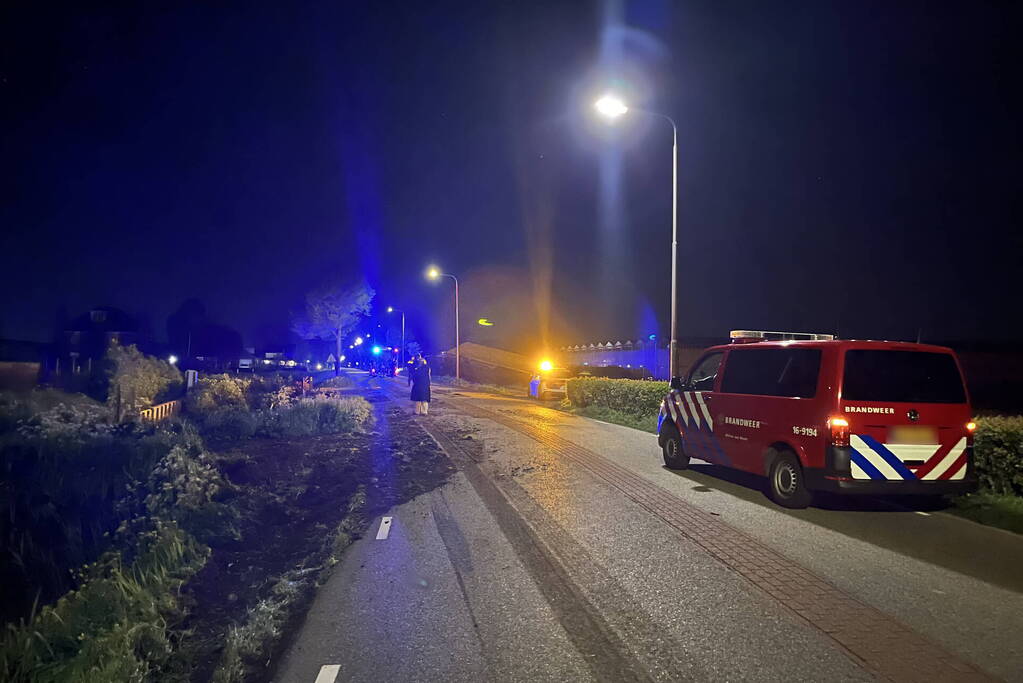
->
2, 1, 1021, 355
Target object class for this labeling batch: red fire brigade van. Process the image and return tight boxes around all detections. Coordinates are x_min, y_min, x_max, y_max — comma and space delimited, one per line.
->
657, 330, 977, 508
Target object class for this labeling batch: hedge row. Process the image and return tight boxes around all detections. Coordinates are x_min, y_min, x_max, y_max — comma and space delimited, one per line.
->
973, 416, 1023, 496
566, 377, 668, 416
566, 378, 1023, 497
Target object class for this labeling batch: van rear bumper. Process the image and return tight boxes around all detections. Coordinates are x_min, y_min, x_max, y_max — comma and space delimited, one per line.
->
804, 446, 978, 495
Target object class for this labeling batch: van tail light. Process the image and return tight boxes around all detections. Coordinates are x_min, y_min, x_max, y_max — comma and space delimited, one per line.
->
965, 421, 976, 434
828, 416, 850, 447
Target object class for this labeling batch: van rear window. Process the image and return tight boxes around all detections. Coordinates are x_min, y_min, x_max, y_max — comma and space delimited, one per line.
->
720, 348, 821, 398
842, 350, 966, 403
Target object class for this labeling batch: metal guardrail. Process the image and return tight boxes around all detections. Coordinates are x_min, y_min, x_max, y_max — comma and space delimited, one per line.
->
139, 398, 182, 422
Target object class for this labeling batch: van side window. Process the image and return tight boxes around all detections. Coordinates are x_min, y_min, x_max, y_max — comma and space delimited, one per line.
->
720, 348, 821, 398
687, 353, 723, 391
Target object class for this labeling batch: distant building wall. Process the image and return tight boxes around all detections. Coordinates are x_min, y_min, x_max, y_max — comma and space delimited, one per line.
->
561, 342, 714, 380
0, 362, 41, 391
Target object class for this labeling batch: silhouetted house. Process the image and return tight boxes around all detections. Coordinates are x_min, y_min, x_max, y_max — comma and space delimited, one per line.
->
60, 307, 140, 373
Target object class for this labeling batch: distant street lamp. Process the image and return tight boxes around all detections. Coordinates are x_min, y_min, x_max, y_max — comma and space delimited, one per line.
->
387, 306, 406, 366
168, 355, 178, 365
426, 266, 460, 381
595, 93, 681, 379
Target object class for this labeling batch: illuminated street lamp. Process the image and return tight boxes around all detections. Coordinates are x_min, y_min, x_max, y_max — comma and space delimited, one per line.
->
595, 93, 681, 379
387, 306, 406, 366
168, 355, 178, 365
594, 94, 628, 118
426, 265, 460, 381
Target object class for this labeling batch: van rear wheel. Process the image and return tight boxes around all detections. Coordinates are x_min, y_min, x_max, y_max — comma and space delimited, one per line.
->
661, 424, 690, 470
768, 451, 812, 509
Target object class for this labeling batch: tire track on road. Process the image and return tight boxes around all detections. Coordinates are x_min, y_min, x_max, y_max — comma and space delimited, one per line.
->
422, 414, 658, 682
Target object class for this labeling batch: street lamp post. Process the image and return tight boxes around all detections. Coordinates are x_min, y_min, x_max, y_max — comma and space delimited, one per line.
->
386, 306, 405, 367
426, 267, 460, 381
594, 94, 681, 379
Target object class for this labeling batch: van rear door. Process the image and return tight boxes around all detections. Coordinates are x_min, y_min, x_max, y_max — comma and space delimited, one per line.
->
839, 349, 972, 482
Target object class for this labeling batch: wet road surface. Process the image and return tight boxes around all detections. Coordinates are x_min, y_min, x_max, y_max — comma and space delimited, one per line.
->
275, 372, 1022, 682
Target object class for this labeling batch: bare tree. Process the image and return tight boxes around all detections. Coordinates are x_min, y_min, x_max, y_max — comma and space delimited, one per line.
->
293, 280, 375, 375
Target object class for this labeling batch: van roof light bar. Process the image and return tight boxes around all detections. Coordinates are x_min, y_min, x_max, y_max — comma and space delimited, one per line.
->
730, 330, 835, 342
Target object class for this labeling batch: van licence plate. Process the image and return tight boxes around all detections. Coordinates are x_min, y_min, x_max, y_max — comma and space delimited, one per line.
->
888, 425, 938, 444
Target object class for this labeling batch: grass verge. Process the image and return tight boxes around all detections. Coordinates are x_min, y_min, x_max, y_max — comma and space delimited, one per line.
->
567, 405, 658, 434
947, 492, 1023, 535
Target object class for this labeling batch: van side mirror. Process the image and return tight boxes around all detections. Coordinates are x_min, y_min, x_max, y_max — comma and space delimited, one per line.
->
669, 376, 685, 392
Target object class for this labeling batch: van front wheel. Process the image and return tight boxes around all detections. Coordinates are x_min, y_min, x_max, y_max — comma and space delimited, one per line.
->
661, 424, 690, 470
768, 451, 812, 509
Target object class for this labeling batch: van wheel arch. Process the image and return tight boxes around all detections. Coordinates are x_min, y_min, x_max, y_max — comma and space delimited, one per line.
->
762, 442, 802, 476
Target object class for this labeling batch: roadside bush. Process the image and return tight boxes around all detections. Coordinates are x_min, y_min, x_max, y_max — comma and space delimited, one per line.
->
187, 374, 251, 416
316, 396, 372, 433
0, 390, 107, 435
15, 400, 114, 442
257, 397, 371, 439
199, 407, 258, 445
104, 342, 183, 412
566, 377, 668, 417
258, 401, 319, 439
318, 375, 354, 389
973, 416, 1023, 496
247, 374, 301, 410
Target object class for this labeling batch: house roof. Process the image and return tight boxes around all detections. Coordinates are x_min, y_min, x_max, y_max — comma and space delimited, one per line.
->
67, 307, 139, 333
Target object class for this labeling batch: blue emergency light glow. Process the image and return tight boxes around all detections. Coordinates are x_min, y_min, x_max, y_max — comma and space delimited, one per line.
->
372, 345, 382, 355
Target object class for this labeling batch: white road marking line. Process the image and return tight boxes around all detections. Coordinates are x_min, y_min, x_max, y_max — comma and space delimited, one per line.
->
375, 516, 393, 540
314, 664, 340, 683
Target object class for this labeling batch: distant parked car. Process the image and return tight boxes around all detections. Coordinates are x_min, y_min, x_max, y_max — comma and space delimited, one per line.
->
530, 360, 569, 401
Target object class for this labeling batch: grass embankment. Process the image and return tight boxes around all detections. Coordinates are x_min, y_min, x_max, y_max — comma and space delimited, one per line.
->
0, 372, 454, 682
566, 404, 658, 433
948, 493, 1023, 535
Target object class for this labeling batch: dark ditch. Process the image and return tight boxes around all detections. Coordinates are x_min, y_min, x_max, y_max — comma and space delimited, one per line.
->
175, 401, 456, 682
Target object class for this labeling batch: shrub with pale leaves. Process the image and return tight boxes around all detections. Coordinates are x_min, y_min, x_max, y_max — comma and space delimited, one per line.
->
144, 444, 221, 517
16, 402, 114, 442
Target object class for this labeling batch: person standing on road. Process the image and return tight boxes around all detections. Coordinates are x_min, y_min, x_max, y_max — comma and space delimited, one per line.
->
409, 353, 431, 415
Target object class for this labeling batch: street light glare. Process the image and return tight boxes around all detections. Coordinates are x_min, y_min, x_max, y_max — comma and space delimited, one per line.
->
595, 94, 628, 119
426, 266, 440, 280
387, 306, 394, 313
